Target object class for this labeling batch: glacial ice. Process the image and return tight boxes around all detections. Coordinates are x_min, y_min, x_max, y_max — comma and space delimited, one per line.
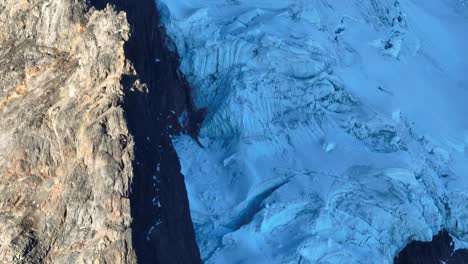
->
157, 0, 468, 263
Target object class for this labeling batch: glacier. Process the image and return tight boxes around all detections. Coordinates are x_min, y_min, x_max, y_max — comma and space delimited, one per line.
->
156, 0, 468, 263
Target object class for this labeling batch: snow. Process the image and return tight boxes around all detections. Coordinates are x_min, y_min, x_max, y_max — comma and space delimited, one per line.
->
146, 220, 163, 241
157, 0, 468, 263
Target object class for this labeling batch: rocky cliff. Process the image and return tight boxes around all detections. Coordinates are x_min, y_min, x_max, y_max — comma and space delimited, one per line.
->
0, 0, 201, 263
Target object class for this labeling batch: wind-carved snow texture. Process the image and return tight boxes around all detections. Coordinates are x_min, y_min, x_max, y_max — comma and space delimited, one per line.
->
157, 0, 468, 263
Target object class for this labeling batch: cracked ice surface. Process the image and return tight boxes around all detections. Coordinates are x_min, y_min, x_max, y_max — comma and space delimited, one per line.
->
157, 0, 468, 263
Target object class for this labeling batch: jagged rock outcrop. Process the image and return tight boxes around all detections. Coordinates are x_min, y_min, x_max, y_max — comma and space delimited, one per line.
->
395, 230, 468, 264
0, 0, 201, 263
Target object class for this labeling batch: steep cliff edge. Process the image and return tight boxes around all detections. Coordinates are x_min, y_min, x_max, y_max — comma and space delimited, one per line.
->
0, 0, 201, 263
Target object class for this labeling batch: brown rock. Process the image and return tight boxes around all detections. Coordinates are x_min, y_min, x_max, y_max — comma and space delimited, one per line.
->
0, 0, 201, 263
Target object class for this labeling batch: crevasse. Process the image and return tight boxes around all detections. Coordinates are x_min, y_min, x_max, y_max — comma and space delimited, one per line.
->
156, 0, 468, 263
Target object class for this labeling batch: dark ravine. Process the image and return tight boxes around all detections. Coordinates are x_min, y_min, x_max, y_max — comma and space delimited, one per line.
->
92, 0, 203, 263
394, 230, 468, 264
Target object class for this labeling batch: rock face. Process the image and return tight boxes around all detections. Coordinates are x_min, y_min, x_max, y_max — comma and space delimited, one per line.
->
0, 0, 201, 263
395, 230, 468, 264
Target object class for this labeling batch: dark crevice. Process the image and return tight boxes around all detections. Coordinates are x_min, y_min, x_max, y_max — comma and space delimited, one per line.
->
224, 179, 290, 231
91, 0, 202, 263
394, 230, 468, 264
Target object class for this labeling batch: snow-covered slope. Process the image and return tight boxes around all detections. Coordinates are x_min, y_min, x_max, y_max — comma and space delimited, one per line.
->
156, 0, 468, 263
